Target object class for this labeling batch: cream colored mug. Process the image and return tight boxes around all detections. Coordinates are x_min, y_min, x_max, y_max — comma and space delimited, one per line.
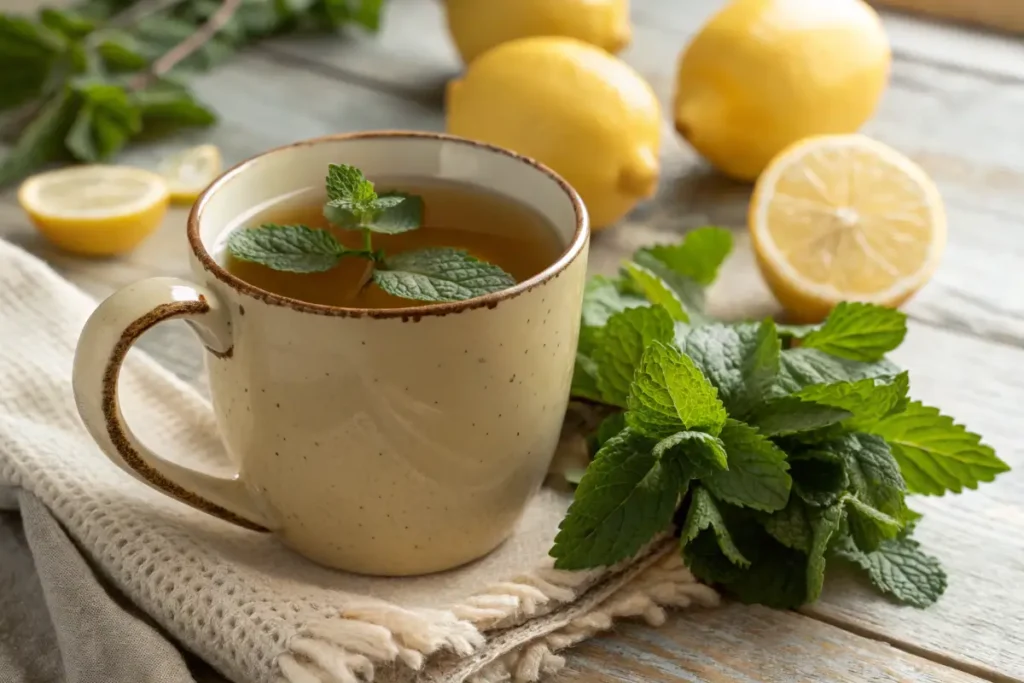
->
72, 131, 590, 576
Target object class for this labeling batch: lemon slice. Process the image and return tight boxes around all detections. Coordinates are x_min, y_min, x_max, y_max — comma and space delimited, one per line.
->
18, 165, 170, 256
750, 134, 946, 323
159, 144, 222, 204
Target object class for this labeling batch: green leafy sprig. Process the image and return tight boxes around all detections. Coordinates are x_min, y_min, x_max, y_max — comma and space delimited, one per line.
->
226, 163, 517, 303
0, 0, 384, 185
553, 226, 1009, 609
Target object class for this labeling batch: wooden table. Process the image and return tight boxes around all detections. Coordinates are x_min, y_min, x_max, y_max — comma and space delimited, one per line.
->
2, 1, 1023, 680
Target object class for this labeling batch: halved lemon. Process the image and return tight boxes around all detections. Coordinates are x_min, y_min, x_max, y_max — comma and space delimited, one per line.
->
18, 165, 170, 256
750, 134, 946, 323
159, 144, 222, 204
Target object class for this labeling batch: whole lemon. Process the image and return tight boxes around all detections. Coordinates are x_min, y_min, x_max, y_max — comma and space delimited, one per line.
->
674, 0, 891, 182
446, 37, 661, 231
444, 0, 631, 65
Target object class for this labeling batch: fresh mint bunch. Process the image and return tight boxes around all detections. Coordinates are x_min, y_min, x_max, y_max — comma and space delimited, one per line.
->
226, 163, 516, 303
0, 0, 385, 185
553, 226, 1009, 609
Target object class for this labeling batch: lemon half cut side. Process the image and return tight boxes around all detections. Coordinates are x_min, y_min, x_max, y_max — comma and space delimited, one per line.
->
750, 134, 946, 323
18, 165, 170, 256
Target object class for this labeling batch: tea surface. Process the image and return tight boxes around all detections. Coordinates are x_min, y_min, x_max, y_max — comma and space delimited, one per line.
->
221, 177, 563, 308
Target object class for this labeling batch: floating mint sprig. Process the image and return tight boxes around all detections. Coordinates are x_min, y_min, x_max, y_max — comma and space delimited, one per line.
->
226, 163, 516, 304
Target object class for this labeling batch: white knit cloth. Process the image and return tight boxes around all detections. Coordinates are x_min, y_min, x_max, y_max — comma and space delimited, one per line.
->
0, 238, 719, 683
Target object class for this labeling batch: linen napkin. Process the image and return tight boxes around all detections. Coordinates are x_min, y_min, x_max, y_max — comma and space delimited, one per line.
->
0, 237, 718, 683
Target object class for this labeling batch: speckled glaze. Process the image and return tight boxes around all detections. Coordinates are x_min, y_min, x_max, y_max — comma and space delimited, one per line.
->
72, 132, 590, 576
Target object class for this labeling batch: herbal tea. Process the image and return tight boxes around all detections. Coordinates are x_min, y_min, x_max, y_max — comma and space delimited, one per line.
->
221, 165, 563, 309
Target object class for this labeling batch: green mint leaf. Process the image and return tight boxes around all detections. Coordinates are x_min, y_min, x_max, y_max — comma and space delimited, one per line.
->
131, 79, 217, 130
571, 354, 603, 402
636, 227, 733, 286
834, 536, 947, 608
323, 204, 361, 229
864, 401, 1009, 495
626, 341, 727, 439
374, 248, 516, 303
632, 251, 707, 321
589, 413, 627, 455
807, 504, 843, 602
794, 372, 909, 431
39, 8, 94, 39
802, 302, 908, 362
97, 31, 149, 72
227, 224, 348, 273
66, 82, 142, 162
581, 275, 649, 328
844, 495, 902, 550
325, 163, 377, 210
681, 487, 749, 567
747, 396, 852, 437
0, 89, 79, 187
653, 431, 728, 472
773, 348, 901, 395
685, 321, 782, 416
706, 523, 811, 609
0, 15, 65, 61
622, 262, 689, 322
593, 306, 674, 408
762, 497, 813, 552
364, 192, 423, 234
551, 429, 680, 570
704, 419, 791, 512
788, 447, 849, 507
833, 433, 908, 548
684, 526, 747, 585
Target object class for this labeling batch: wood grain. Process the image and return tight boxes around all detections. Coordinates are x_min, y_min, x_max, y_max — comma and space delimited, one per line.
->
556, 604, 988, 682
259, 0, 1024, 348
874, 0, 1024, 35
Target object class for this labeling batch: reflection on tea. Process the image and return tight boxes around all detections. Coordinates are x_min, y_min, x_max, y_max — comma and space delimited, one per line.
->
221, 177, 563, 308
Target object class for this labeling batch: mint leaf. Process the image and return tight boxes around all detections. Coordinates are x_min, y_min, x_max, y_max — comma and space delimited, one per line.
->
66, 82, 142, 162
622, 262, 688, 322
794, 373, 909, 430
364, 192, 423, 234
131, 79, 217, 129
762, 497, 812, 552
845, 496, 901, 549
636, 227, 732, 286
747, 397, 852, 437
704, 419, 791, 512
374, 248, 515, 303
834, 433, 908, 549
807, 504, 843, 602
681, 487, 749, 567
581, 275, 649, 328
834, 536, 947, 607
594, 306, 674, 407
551, 429, 680, 569
774, 348, 900, 395
227, 224, 347, 273
685, 321, 781, 416
590, 413, 627, 454
626, 341, 727, 439
713, 524, 810, 609
864, 401, 1009, 495
653, 431, 728, 472
789, 448, 849, 507
571, 354, 603, 402
325, 163, 377, 210
802, 302, 907, 362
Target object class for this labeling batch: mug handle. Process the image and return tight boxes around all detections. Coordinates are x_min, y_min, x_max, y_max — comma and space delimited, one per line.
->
72, 277, 271, 532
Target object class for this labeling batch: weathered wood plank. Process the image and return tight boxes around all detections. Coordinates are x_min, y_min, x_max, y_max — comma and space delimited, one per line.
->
874, 0, 1024, 36
556, 604, 988, 682
260, 0, 1024, 347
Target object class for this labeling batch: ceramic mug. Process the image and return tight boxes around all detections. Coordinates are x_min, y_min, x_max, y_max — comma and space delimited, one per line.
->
72, 131, 590, 576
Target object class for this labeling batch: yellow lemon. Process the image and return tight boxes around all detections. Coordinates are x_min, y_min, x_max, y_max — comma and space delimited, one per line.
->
446, 37, 661, 231
18, 165, 170, 256
159, 144, 222, 204
750, 134, 946, 323
444, 0, 631, 65
674, 0, 891, 182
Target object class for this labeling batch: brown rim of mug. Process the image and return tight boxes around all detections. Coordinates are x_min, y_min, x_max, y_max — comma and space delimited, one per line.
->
187, 131, 590, 320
